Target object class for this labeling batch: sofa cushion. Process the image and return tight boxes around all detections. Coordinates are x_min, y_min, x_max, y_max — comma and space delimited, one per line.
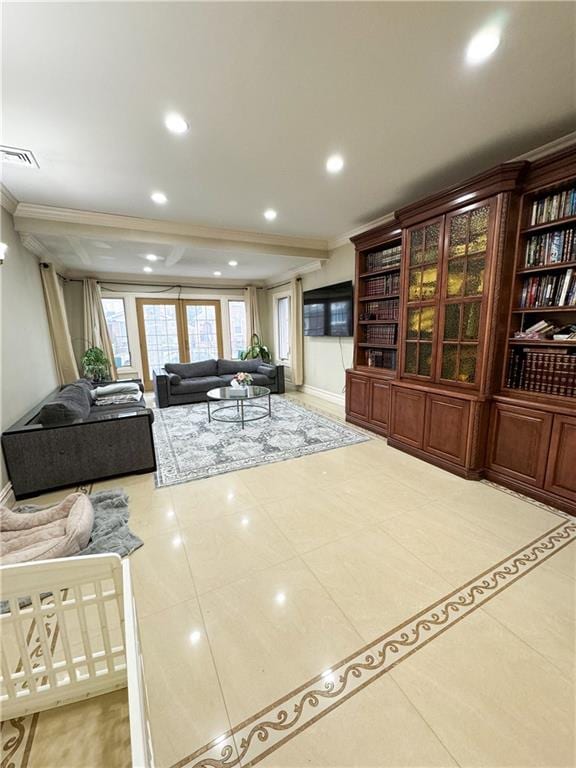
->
165, 360, 217, 378
217, 358, 262, 375
170, 376, 224, 395
38, 383, 92, 426
257, 364, 276, 379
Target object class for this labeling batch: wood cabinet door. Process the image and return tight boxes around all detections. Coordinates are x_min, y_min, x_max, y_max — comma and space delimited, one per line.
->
424, 394, 471, 466
544, 415, 576, 502
486, 403, 553, 487
370, 380, 390, 431
346, 374, 370, 420
390, 387, 426, 449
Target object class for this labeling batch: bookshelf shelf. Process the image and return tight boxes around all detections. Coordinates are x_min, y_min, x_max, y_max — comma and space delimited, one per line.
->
358, 319, 399, 325
521, 214, 576, 235
359, 264, 401, 278
512, 306, 576, 313
517, 260, 576, 275
358, 343, 397, 349
508, 338, 576, 346
358, 293, 400, 302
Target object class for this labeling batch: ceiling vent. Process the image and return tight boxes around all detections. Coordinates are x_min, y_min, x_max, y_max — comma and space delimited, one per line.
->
0, 145, 39, 169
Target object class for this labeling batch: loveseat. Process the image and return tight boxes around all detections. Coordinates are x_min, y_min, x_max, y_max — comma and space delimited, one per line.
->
1, 379, 156, 499
153, 358, 285, 408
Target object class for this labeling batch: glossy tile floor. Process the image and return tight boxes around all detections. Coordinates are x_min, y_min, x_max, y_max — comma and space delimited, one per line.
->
7, 393, 575, 768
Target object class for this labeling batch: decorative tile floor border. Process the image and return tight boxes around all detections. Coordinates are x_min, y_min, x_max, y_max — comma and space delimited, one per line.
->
173, 518, 576, 768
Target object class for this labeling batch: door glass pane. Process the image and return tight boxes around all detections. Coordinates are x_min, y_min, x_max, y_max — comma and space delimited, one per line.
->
102, 298, 131, 367
464, 256, 485, 296
422, 223, 440, 264
408, 268, 422, 300
142, 303, 180, 379
409, 228, 424, 265
447, 258, 465, 296
420, 307, 435, 339
405, 342, 417, 373
462, 302, 481, 340
421, 266, 438, 299
228, 301, 246, 358
186, 304, 219, 361
418, 343, 433, 376
448, 213, 468, 258
407, 308, 420, 339
459, 345, 478, 383
441, 343, 458, 380
443, 304, 461, 340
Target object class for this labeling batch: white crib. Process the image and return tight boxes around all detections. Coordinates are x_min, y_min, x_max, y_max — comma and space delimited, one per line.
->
0, 553, 154, 767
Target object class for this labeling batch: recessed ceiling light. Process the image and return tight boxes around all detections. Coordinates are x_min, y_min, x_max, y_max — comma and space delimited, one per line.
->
228, 260, 238, 267
146, 253, 159, 262
151, 191, 167, 205
326, 154, 344, 174
466, 27, 501, 65
164, 112, 189, 135
143, 266, 153, 273
264, 209, 277, 221
213, 271, 222, 276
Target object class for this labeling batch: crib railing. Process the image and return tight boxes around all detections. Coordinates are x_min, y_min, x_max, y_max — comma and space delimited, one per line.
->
0, 553, 154, 766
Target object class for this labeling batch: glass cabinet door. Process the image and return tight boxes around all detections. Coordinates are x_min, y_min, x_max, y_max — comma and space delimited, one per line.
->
403, 220, 442, 378
438, 202, 492, 386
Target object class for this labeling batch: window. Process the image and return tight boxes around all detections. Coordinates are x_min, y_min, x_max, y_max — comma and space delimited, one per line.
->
102, 297, 131, 367
228, 300, 246, 358
184, 302, 221, 361
276, 295, 291, 361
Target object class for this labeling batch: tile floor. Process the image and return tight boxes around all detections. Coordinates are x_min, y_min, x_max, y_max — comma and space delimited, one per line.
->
7, 393, 575, 768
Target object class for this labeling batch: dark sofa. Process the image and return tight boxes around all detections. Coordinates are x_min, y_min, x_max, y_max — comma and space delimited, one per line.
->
153, 358, 285, 408
1, 379, 156, 499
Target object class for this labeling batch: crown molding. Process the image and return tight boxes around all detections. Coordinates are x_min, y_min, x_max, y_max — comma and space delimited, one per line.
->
264, 259, 323, 288
18, 232, 63, 267
14, 203, 329, 258
327, 212, 396, 251
512, 131, 576, 163
0, 184, 18, 215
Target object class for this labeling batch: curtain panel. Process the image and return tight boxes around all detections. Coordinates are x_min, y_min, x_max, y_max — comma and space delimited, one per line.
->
244, 285, 262, 344
290, 277, 304, 386
82, 279, 118, 380
39, 264, 79, 385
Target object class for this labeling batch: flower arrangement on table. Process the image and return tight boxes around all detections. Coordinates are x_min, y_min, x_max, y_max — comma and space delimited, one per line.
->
231, 372, 253, 388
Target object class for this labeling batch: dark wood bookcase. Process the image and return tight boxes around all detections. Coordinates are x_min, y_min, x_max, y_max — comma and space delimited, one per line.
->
346, 223, 402, 436
486, 146, 576, 513
345, 145, 576, 516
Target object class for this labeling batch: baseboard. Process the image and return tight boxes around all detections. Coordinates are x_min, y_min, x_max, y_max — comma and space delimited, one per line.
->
299, 384, 345, 407
0, 481, 15, 508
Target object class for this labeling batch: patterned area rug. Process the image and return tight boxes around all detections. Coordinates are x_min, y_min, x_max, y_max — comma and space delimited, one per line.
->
153, 395, 369, 487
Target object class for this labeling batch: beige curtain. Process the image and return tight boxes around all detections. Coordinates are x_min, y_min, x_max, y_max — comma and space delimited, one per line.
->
290, 277, 304, 386
82, 278, 118, 379
39, 263, 79, 384
244, 285, 262, 343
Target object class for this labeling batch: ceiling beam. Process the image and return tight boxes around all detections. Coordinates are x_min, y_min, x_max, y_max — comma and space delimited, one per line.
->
14, 203, 329, 260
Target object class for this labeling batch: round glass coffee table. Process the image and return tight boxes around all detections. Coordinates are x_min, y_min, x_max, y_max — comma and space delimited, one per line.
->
206, 386, 271, 429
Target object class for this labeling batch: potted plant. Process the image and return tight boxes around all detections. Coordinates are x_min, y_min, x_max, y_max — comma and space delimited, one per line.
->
81, 346, 111, 383
240, 334, 271, 362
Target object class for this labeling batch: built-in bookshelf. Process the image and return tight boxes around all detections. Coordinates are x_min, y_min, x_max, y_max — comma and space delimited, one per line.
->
504, 171, 576, 400
355, 236, 402, 372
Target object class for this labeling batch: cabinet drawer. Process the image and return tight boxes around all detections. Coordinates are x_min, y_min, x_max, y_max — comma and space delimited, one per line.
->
390, 387, 426, 449
346, 374, 370, 420
487, 403, 553, 487
369, 380, 390, 431
424, 394, 471, 466
545, 415, 576, 502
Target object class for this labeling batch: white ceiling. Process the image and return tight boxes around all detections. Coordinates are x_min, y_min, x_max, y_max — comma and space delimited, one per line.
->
29, 232, 316, 282
2, 1, 575, 246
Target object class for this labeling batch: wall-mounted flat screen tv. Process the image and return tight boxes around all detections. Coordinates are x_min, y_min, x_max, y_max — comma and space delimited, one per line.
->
303, 280, 353, 337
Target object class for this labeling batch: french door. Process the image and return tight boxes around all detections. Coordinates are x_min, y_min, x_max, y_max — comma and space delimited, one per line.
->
136, 299, 223, 389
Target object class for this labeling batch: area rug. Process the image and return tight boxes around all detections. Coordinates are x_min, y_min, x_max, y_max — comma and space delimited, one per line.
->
153, 395, 369, 487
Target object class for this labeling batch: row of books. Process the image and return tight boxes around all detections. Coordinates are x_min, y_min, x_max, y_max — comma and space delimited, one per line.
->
506, 348, 576, 397
359, 298, 399, 321
513, 320, 576, 341
364, 273, 400, 297
523, 227, 576, 267
364, 246, 402, 273
366, 349, 396, 369
519, 269, 576, 308
530, 187, 576, 226
365, 324, 397, 344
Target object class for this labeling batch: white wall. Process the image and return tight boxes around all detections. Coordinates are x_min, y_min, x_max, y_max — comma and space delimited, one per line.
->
264, 243, 355, 399
0, 207, 59, 489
